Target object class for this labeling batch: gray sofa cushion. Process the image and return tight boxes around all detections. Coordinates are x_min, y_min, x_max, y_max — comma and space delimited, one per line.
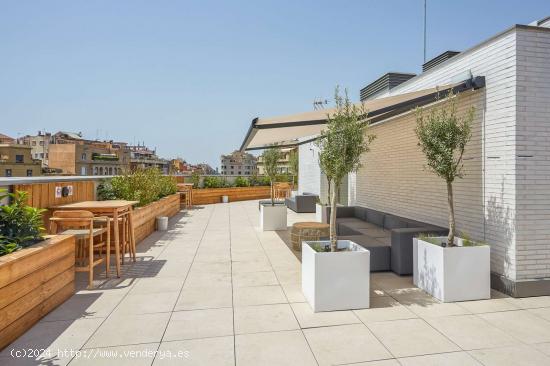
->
366, 208, 385, 227
338, 220, 382, 236
354, 227, 390, 239
383, 214, 409, 230
340, 235, 391, 272
354, 206, 368, 221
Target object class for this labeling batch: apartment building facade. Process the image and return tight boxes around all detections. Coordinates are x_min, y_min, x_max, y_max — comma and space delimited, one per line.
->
0, 143, 42, 177
256, 147, 297, 175
48, 132, 130, 176
220, 150, 257, 176
18, 131, 54, 167
128, 145, 169, 174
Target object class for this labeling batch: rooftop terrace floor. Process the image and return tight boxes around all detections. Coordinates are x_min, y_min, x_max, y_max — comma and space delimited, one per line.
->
2, 200, 550, 365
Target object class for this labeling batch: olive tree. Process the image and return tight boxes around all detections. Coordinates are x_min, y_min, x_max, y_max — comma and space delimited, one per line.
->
317, 87, 375, 251
261, 147, 282, 206
415, 92, 474, 246
288, 149, 299, 189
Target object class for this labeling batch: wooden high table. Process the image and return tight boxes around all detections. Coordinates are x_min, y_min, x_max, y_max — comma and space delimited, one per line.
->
51, 200, 139, 277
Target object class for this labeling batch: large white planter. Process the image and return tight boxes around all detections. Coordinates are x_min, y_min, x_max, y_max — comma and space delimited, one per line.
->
260, 203, 287, 231
315, 204, 328, 223
302, 240, 370, 312
413, 237, 490, 302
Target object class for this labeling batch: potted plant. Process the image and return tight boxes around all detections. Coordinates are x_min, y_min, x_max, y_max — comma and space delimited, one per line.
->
413, 91, 489, 302
302, 87, 375, 312
259, 147, 287, 231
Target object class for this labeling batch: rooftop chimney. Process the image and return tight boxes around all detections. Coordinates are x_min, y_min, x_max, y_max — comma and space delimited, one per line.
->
360, 72, 416, 101
422, 51, 460, 72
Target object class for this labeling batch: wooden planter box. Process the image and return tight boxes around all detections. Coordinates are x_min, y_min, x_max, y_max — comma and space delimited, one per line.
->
193, 186, 271, 205
132, 194, 181, 243
0, 235, 75, 350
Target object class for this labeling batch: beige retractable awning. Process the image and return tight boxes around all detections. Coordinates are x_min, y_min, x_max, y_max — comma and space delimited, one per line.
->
240, 77, 485, 151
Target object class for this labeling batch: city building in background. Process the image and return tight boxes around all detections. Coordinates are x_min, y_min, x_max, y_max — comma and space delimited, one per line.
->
128, 144, 169, 174
220, 150, 257, 176
48, 132, 130, 176
0, 134, 42, 177
257, 147, 297, 175
18, 131, 54, 168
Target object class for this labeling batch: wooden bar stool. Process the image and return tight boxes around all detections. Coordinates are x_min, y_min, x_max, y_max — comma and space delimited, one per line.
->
50, 210, 111, 288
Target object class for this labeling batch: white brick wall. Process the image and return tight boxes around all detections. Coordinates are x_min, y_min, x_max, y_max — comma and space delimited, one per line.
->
515, 27, 550, 280
298, 141, 321, 196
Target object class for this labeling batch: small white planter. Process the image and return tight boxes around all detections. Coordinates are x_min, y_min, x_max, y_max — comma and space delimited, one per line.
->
260, 203, 287, 231
222, 195, 229, 203
302, 240, 370, 312
413, 237, 490, 302
315, 204, 328, 223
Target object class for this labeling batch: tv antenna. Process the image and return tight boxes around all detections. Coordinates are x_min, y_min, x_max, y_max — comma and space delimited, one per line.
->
313, 98, 329, 110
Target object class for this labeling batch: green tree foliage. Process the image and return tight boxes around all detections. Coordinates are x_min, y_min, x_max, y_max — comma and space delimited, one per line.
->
261, 148, 282, 205
234, 176, 250, 187
288, 150, 299, 187
0, 190, 45, 256
415, 92, 474, 246
98, 168, 177, 207
317, 87, 375, 251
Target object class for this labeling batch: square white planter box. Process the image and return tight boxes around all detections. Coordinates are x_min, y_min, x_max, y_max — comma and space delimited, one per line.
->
315, 204, 328, 223
413, 237, 490, 302
302, 240, 370, 312
260, 204, 287, 231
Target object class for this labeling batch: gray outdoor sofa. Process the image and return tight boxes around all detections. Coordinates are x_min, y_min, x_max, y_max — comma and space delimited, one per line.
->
285, 193, 318, 213
325, 206, 447, 274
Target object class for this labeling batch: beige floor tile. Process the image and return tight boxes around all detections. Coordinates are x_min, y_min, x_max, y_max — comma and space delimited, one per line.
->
504, 296, 550, 309
371, 273, 415, 291
130, 277, 185, 294
232, 260, 272, 273
233, 285, 287, 306
303, 324, 392, 366
469, 345, 550, 366
367, 318, 459, 358
232, 271, 278, 287
154, 336, 234, 366
234, 304, 299, 334
340, 360, 400, 366
354, 297, 417, 323
528, 306, 550, 321
235, 330, 317, 366
0, 318, 104, 365
184, 271, 232, 287
164, 308, 233, 341
175, 284, 233, 310
70, 343, 159, 365
281, 283, 307, 303
532, 342, 550, 356
479, 309, 550, 344
112, 291, 179, 315
42, 291, 123, 321
399, 351, 482, 365
291, 302, 361, 328
458, 298, 520, 314
425, 314, 519, 350
84, 312, 171, 349
188, 261, 231, 274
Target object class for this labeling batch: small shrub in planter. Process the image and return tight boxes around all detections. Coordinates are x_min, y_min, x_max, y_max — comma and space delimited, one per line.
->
234, 176, 250, 187
0, 190, 45, 257
259, 148, 287, 231
98, 168, 177, 207
413, 91, 489, 302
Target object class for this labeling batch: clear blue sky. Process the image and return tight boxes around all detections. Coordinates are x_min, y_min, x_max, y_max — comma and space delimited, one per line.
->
1, 1, 549, 168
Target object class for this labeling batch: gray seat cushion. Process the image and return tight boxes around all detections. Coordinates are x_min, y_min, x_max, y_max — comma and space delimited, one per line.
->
355, 227, 391, 239
337, 220, 380, 236
340, 235, 390, 272
383, 214, 408, 230
365, 208, 385, 227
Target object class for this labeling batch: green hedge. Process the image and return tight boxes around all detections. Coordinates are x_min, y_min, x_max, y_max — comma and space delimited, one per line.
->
97, 168, 177, 207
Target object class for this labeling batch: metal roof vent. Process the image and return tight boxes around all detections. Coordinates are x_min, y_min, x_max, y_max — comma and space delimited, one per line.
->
422, 51, 460, 72
360, 72, 416, 101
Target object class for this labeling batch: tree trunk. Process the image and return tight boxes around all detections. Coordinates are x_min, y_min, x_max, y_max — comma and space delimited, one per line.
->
330, 180, 338, 252
270, 180, 274, 206
447, 180, 455, 246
